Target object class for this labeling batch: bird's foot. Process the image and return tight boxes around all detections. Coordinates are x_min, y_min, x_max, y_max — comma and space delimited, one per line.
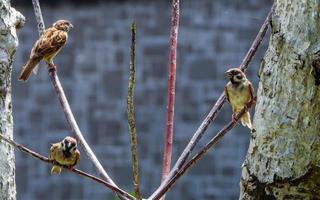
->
48, 63, 56, 72
251, 96, 257, 104
65, 165, 74, 170
243, 104, 249, 111
232, 113, 239, 122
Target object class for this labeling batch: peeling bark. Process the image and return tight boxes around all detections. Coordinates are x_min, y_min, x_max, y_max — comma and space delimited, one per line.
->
0, 1, 24, 199
240, 0, 320, 199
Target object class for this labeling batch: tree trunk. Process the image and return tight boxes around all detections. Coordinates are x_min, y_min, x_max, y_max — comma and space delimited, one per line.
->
0, 1, 24, 200
240, 1, 320, 199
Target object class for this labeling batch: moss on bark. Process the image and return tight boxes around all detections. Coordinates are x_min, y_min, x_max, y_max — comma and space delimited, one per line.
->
240, 0, 320, 198
0, 1, 24, 200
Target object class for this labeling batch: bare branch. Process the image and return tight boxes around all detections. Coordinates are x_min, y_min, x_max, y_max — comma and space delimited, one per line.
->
31, 0, 45, 35
31, 1, 130, 200
152, 99, 256, 200
239, 4, 275, 71
128, 23, 142, 200
0, 134, 135, 200
48, 72, 120, 186
148, 5, 273, 200
161, 1, 180, 199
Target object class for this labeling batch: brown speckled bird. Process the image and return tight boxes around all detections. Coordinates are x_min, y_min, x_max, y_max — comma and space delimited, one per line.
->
49, 136, 80, 174
224, 68, 254, 131
18, 20, 73, 81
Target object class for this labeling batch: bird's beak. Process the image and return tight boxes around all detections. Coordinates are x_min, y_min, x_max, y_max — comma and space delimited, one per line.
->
69, 23, 74, 28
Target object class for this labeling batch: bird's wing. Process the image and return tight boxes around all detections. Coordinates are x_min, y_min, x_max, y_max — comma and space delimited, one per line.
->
73, 150, 80, 166
31, 28, 67, 60
49, 143, 59, 160
224, 86, 230, 102
248, 81, 254, 100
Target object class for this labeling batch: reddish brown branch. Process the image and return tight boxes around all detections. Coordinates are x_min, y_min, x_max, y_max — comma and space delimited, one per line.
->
0, 134, 135, 200
161, 1, 180, 195
148, 5, 273, 200
152, 99, 256, 200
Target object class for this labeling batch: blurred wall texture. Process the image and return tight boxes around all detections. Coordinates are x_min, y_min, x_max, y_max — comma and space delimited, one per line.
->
12, 0, 271, 199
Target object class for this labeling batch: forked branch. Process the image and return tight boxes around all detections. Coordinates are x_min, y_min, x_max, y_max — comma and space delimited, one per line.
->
31, 0, 129, 199
152, 99, 256, 200
0, 134, 135, 200
148, 4, 273, 200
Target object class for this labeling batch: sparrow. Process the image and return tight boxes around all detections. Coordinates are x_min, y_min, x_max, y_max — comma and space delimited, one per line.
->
224, 68, 254, 131
18, 19, 73, 81
49, 136, 80, 174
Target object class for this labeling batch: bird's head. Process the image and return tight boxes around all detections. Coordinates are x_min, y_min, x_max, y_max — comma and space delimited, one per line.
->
61, 136, 78, 153
53, 20, 73, 32
225, 68, 246, 84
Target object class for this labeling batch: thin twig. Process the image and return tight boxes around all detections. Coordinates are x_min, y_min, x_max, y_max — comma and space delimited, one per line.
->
128, 23, 142, 200
152, 99, 256, 200
161, 1, 180, 199
0, 134, 135, 200
31, 1, 130, 200
148, 5, 273, 200
239, 4, 275, 71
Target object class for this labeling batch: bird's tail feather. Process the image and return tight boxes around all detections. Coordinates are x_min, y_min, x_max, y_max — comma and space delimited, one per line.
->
240, 111, 253, 130
18, 58, 41, 81
51, 165, 62, 174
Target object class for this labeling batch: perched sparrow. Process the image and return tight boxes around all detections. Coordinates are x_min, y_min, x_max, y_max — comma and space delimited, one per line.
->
49, 136, 80, 174
18, 20, 73, 81
224, 68, 254, 131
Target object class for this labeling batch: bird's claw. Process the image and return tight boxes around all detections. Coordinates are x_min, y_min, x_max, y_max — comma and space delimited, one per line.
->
251, 96, 257, 104
243, 104, 249, 111
232, 113, 238, 122
48, 63, 56, 72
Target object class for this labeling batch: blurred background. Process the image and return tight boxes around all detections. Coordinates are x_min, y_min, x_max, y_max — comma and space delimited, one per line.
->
12, 0, 271, 199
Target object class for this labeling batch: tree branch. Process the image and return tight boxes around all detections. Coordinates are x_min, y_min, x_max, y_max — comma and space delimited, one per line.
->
152, 99, 256, 200
239, 4, 274, 71
148, 4, 273, 200
128, 23, 142, 200
31, 0, 45, 36
0, 134, 135, 200
48, 72, 122, 186
31, 1, 129, 200
161, 1, 180, 199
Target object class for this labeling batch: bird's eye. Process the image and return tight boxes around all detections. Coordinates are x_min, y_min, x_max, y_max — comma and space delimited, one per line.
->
236, 74, 243, 79
64, 140, 69, 147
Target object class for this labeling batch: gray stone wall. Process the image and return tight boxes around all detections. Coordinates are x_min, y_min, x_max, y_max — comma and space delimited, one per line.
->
12, 1, 271, 199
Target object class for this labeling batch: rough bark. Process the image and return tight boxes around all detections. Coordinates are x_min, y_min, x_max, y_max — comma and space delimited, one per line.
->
240, 0, 320, 199
0, 1, 24, 200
